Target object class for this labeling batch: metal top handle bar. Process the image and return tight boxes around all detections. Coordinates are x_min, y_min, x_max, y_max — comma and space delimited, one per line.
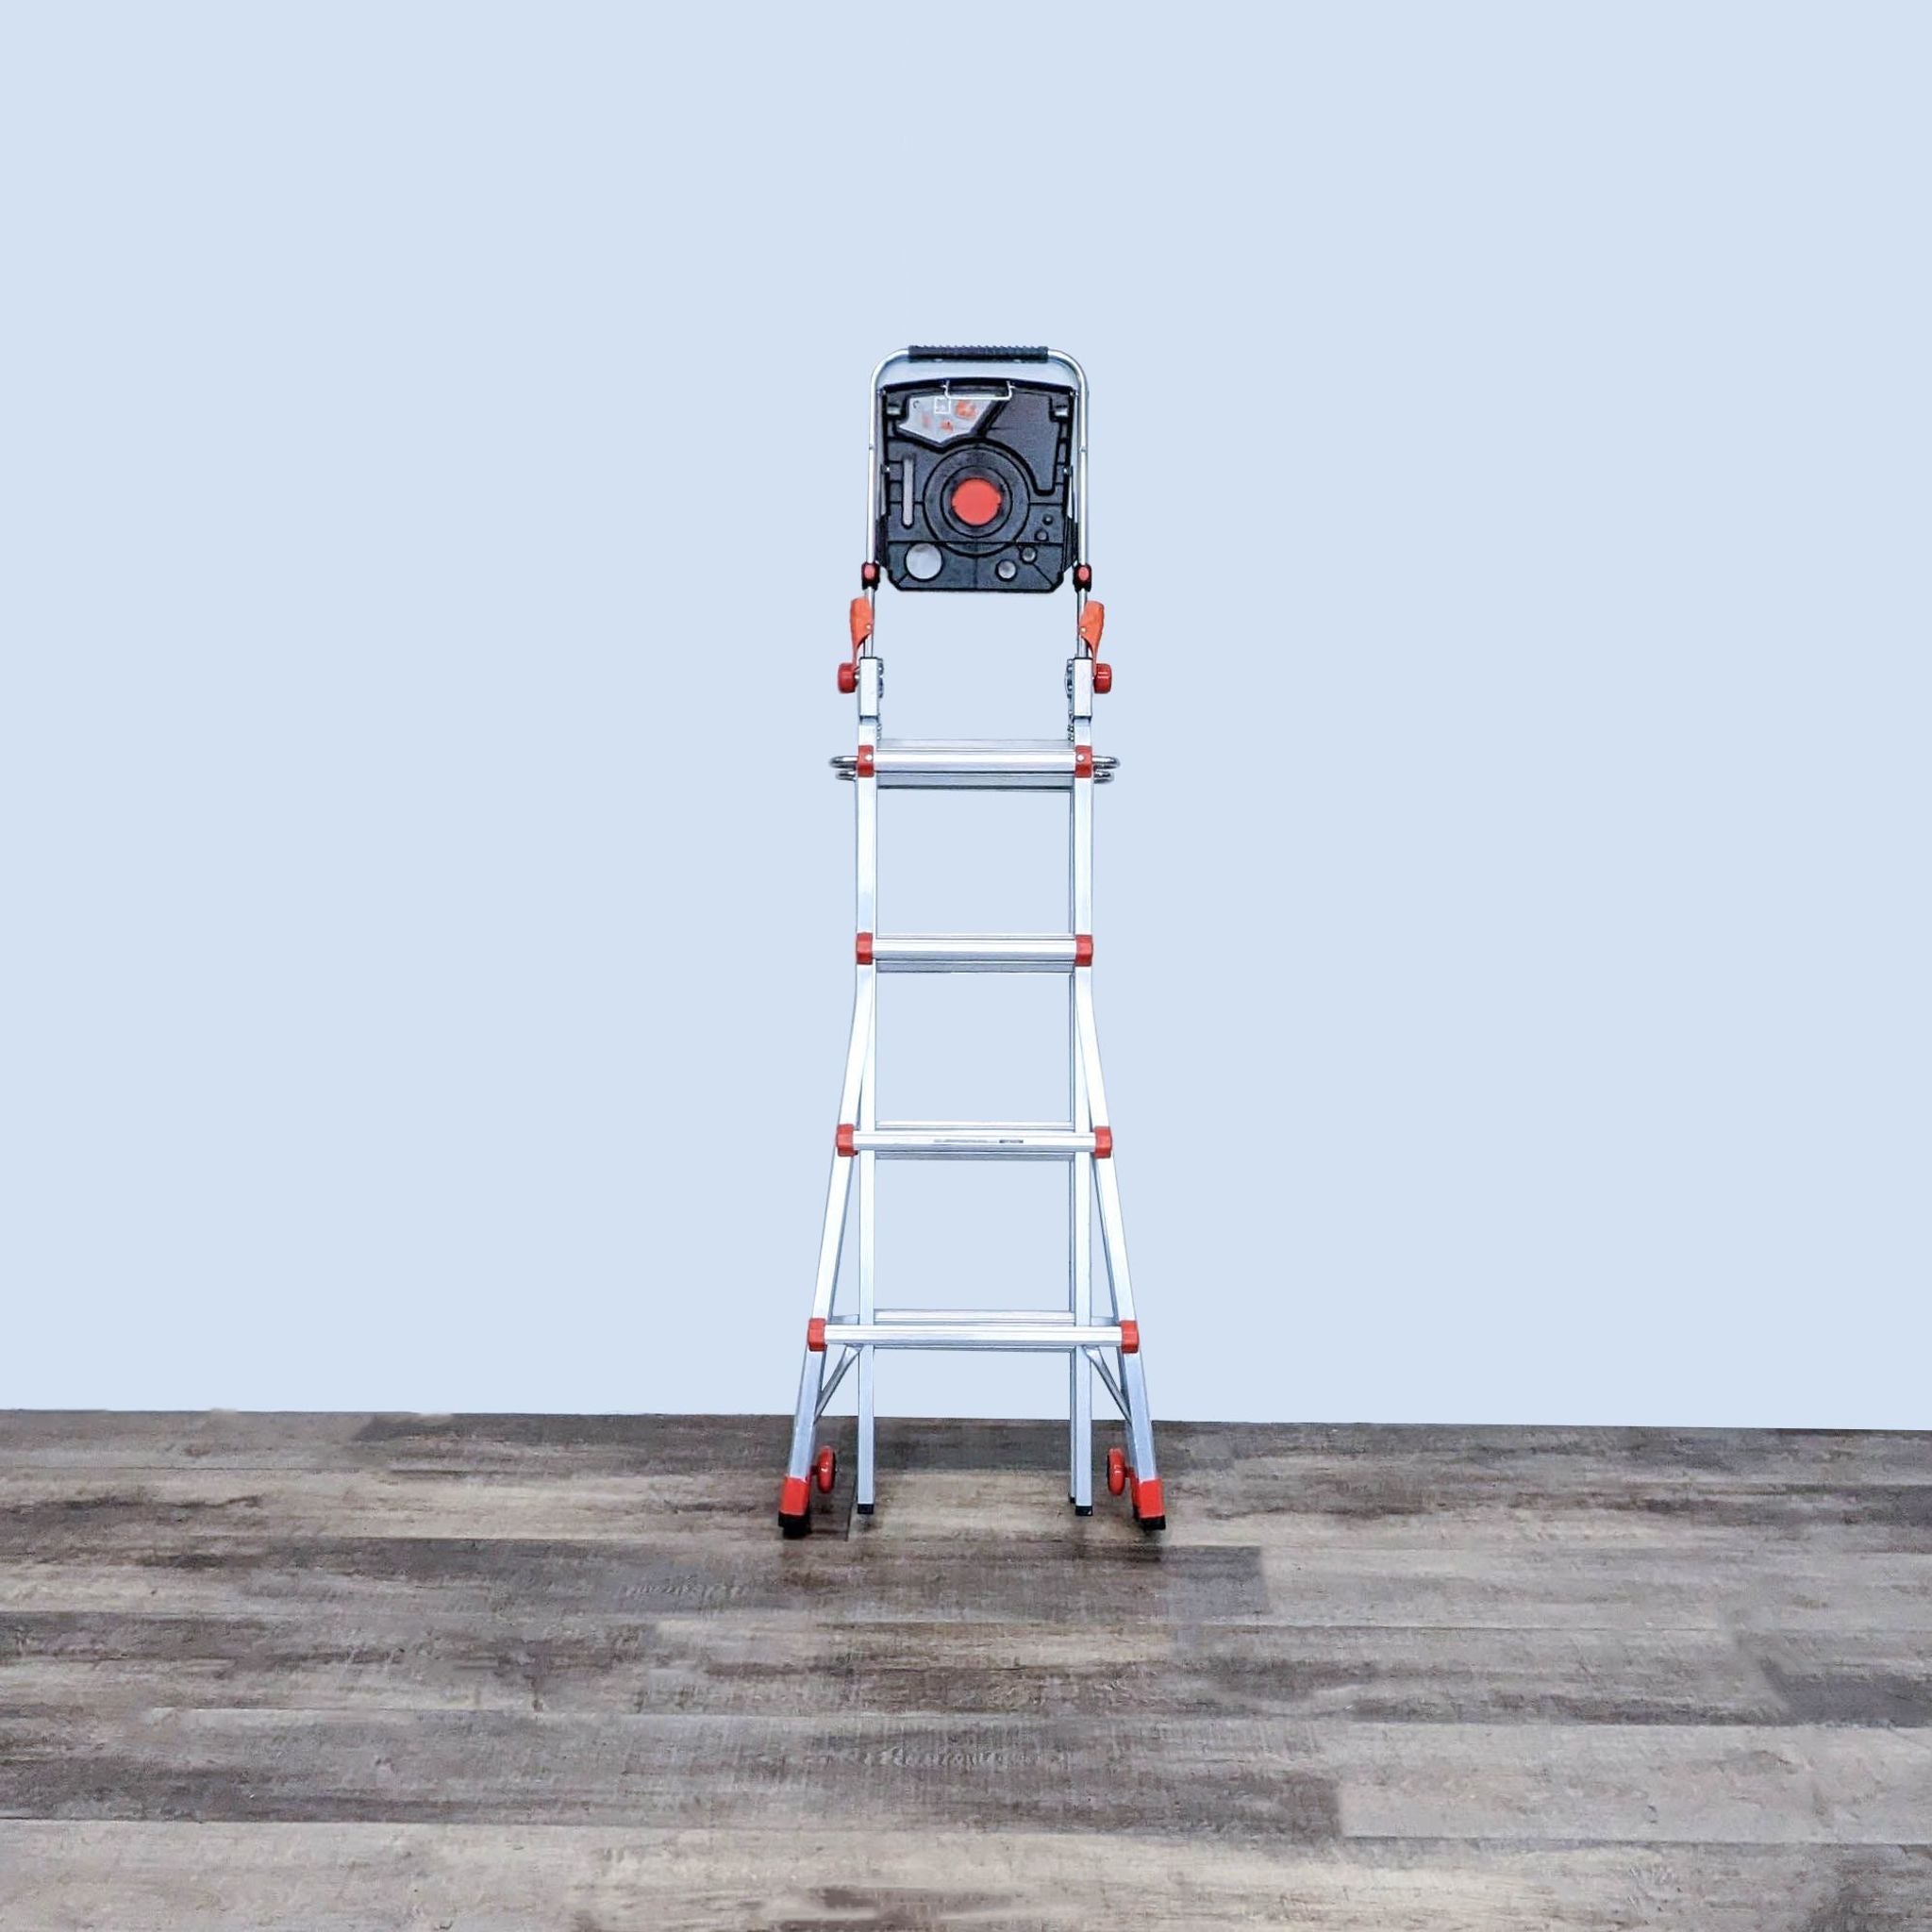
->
906, 344, 1050, 361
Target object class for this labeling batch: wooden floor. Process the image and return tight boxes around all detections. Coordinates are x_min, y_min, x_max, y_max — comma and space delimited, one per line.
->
2, 1414, 1930, 1929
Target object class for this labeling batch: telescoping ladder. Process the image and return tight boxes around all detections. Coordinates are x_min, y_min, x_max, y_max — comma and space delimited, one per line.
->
778, 345, 1164, 1538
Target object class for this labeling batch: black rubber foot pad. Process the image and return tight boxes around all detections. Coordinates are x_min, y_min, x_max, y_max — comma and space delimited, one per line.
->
1074, 1505, 1093, 1516
855, 1503, 874, 1515
778, 1513, 811, 1540
1138, 1515, 1168, 1534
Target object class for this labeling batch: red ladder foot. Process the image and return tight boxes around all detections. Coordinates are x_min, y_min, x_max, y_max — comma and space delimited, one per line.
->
1131, 1474, 1167, 1533
778, 1474, 811, 1538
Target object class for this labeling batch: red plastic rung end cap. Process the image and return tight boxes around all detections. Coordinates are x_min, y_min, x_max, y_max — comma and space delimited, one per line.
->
1074, 563, 1093, 591
780, 1474, 810, 1516
1092, 661, 1112, 695
860, 561, 880, 587
836, 1124, 857, 1157
1135, 1476, 1165, 1519
1074, 746, 1094, 779
838, 662, 858, 694
1119, 1317, 1140, 1354
807, 1317, 827, 1352
856, 745, 876, 777
1074, 934, 1093, 967
1093, 1125, 1113, 1158
855, 931, 874, 965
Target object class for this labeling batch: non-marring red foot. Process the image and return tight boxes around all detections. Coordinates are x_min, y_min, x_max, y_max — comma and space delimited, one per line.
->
1131, 1474, 1168, 1534
778, 1473, 811, 1539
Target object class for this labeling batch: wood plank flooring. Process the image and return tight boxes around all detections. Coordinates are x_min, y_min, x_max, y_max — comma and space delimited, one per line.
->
2, 1413, 1929, 1928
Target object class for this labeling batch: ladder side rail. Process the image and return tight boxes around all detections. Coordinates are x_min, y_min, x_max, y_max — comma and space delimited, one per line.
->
1074, 975, 1161, 1497
785, 655, 881, 1524
858, 963, 878, 1510
1071, 974, 1112, 1160
855, 359, 883, 1517
785, 967, 875, 1501
1070, 1017, 1093, 1508
857, 657, 881, 1512
1069, 654, 1096, 1511
811, 966, 875, 1324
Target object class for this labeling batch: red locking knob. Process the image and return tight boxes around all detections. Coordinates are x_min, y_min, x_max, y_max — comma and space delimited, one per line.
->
950, 476, 1003, 526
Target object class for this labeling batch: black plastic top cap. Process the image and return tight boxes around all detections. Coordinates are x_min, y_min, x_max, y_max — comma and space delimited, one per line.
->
906, 344, 1050, 361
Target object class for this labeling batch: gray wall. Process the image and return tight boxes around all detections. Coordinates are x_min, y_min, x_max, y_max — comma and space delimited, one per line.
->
3, 4, 1926, 1423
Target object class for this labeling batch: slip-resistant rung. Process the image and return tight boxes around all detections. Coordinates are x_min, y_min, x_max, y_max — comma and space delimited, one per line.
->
832, 740, 1118, 790
874, 934, 1081, 973
824, 1318, 1125, 1351
872, 1308, 1075, 1324
857, 1124, 1094, 1159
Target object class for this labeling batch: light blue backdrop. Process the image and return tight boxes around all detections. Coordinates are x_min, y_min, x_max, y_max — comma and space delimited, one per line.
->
3, 5, 1926, 1424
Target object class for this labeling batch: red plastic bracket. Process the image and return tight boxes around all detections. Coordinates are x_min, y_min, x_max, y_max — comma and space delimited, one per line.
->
1119, 1317, 1140, 1353
855, 931, 874, 965
1093, 1125, 1113, 1158
849, 597, 874, 651
807, 1317, 826, 1352
1078, 600, 1106, 650
1074, 934, 1093, 967
1074, 746, 1093, 779
857, 745, 875, 777
836, 1124, 856, 1157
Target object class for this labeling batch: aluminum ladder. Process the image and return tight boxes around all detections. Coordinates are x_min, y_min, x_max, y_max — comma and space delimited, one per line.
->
777, 346, 1164, 1537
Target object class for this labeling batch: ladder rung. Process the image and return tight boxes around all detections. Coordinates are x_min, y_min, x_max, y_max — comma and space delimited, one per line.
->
832, 740, 1118, 790
824, 1318, 1124, 1352
873, 1308, 1074, 1324
874, 934, 1081, 973
856, 1124, 1093, 1159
